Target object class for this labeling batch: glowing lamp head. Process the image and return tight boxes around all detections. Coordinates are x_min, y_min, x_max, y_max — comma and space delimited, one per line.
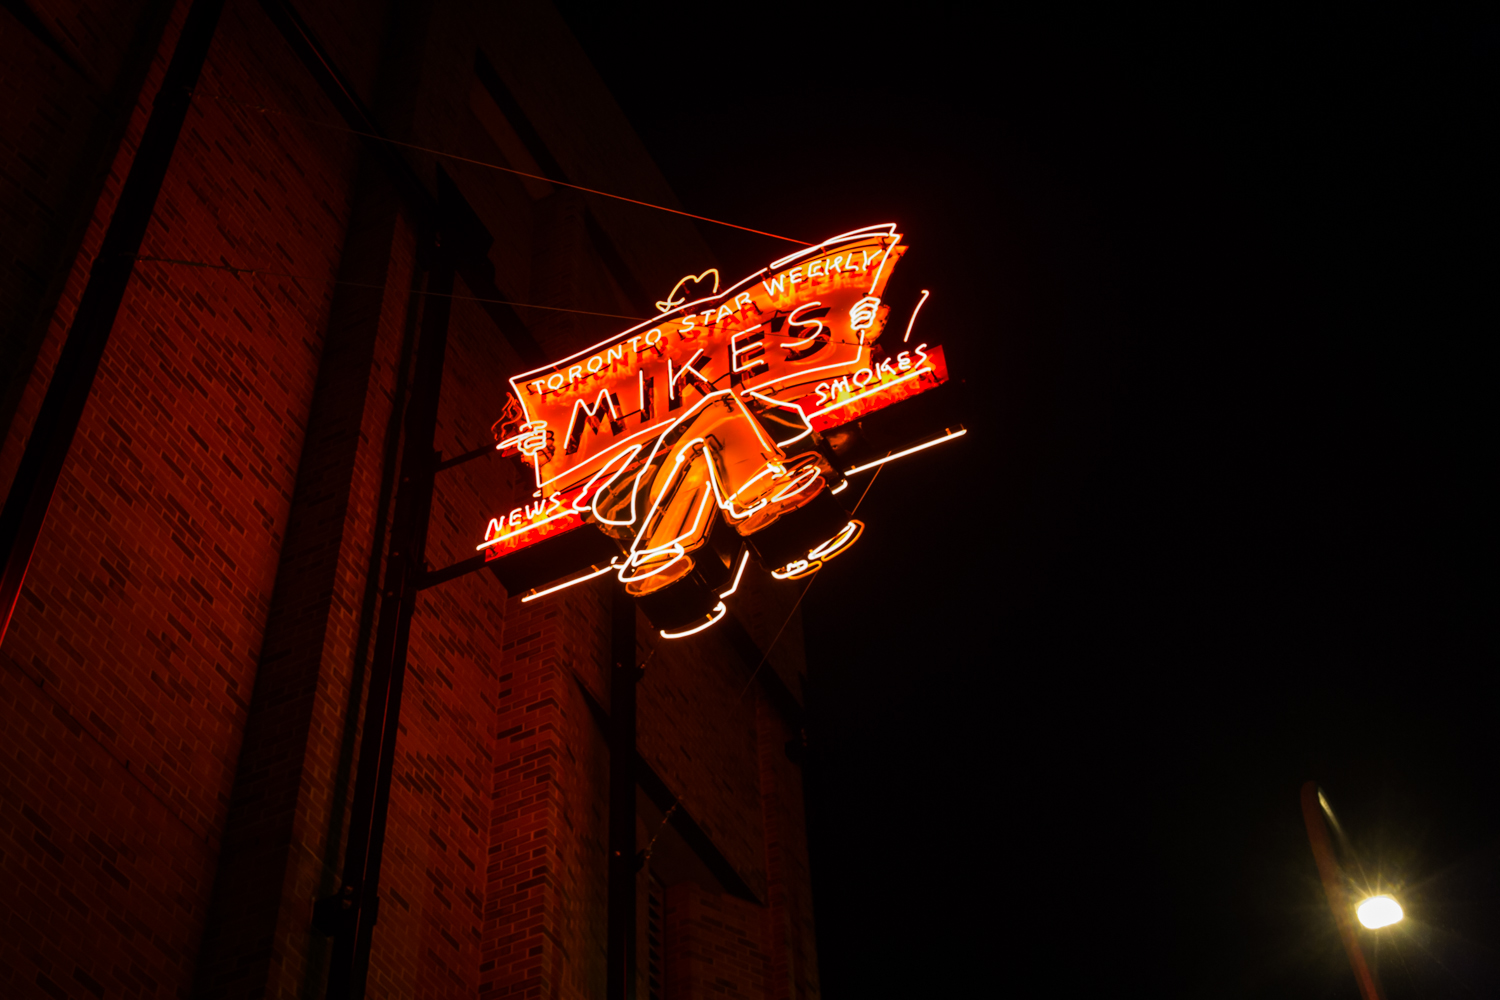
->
1356, 895, 1404, 929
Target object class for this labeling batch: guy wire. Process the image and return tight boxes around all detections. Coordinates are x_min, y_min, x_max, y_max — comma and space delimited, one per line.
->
129, 255, 648, 321
191, 91, 813, 247
736, 463, 884, 702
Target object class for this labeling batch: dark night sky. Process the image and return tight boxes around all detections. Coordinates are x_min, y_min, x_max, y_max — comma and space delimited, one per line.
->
557, 8, 1496, 996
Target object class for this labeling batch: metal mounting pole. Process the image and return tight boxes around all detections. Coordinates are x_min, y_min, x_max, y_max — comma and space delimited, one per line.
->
324, 249, 453, 1000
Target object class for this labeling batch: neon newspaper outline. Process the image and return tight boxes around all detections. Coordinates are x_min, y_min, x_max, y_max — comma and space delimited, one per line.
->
483, 223, 951, 636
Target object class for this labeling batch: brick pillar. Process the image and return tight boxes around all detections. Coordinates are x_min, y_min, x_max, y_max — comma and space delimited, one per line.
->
480, 580, 611, 999
192, 157, 415, 998
756, 694, 820, 1000
661, 883, 771, 1000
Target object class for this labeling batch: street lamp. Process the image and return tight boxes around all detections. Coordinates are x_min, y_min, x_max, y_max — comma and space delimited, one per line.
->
1357, 895, 1404, 930
1300, 781, 1388, 1000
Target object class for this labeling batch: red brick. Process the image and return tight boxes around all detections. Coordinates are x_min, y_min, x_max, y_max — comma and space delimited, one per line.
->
1, 6, 824, 1000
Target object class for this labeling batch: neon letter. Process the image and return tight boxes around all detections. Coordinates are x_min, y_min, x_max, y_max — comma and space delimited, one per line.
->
730, 326, 767, 380
639, 369, 654, 422
564, 388, 623, 454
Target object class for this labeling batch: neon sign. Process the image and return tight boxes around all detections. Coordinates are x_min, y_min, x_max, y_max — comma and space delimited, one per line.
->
483, 224, 964, 636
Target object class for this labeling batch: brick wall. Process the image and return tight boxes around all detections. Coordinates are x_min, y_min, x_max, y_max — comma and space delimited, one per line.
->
473, 581, 612, 999
1, 3, 826, 999
1, 0, 367, 995
366, 561, 509, 999
191, 169, 416, 999
662, 882, 772, 1000
757, 693, 819, 1000
637, 630, 769, 906
0, 0, 121, 459
0, 0, 171, 504
22, 0, 157, 84
362, 269, 527, 1000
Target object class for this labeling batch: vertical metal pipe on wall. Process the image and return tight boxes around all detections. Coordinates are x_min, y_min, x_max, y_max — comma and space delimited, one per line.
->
0, 0, 227, 647
325, 249, 453, 1000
